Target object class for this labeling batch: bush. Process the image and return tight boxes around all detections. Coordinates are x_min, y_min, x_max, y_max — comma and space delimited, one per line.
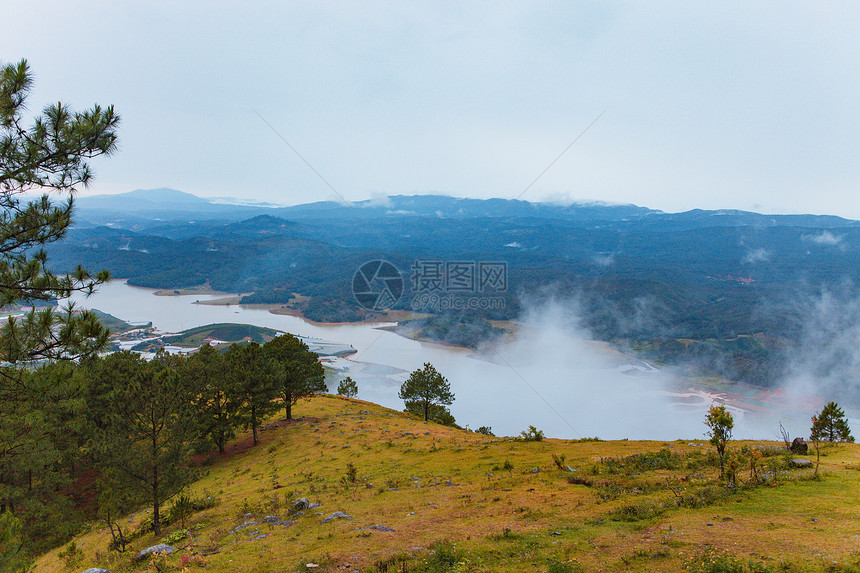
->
608, 501, 665, 522
591, 448, 692, 476
0, 511, 28, 572
547, 559, 584, 573
371, 553, 410, 572
520, 425, 545, 441
343, 462, 358, 484
567, 475, 594, 486
191, 491, 218, 511
167, 494, 194, 529
424, 540, 463, 571
163, 528, 189, 546
687, 549, 780, 573
57, 541, 83, 569
670, 484, 738, 509
133, 512, 170, 538
404, 401, 457, 426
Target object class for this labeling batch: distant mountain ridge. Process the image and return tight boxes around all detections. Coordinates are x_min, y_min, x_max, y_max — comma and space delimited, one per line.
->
74, 188, 860, 229
77, 187, 207, 207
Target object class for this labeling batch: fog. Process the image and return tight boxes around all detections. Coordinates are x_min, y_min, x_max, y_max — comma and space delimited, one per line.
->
778, 289, 860, 436
420, 298, 791, 440
68, 281, 833, 441
347, 295, 792, 441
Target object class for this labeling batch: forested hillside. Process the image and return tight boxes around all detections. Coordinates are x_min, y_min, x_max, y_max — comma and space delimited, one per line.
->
48, 191, 860, 388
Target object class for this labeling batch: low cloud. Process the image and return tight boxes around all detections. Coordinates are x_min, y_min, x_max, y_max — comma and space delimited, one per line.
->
803, 231, 845, 249
591, 253, 615, 267
742, 248, 770, 264
347, 291, 811, 440
781, 291, 860, 408
366, 192, 393, 208
450, 294, 778, 440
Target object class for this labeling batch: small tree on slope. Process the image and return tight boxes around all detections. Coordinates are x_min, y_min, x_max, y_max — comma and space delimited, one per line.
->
337, 376, 358, 398
705, 403, 734, 480
398, 362, 454, 423
265, 334, 326, 420
811, 401, 854, 443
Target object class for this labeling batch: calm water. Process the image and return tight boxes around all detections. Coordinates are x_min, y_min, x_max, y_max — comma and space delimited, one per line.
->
68, 281, 794, 440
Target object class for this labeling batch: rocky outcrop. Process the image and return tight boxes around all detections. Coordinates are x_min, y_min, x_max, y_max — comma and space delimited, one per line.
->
135, 544, 175, 561
790, 437, 808, 454
290, 498, 310, 514
321, 511, 351, 524
358, 524, 394, 532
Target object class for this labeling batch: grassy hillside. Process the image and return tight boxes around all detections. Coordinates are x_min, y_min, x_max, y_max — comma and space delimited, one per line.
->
138, 323, 281, 349
88, 309, 139, 334
33, 395, 860, 573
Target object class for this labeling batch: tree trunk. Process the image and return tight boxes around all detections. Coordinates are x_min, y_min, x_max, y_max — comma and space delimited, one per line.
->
152, 427, 161, 536
423, 401, 429, 422
284, 392, 292, 420
152, 468, 160, 536
717, 444, 725, 480
252, 404, 259, 445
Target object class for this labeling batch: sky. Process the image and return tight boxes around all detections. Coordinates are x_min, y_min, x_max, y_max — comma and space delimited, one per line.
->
4, 1, 860, 217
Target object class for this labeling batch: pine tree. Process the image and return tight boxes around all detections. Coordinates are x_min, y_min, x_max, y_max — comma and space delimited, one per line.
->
187, 345, 240, 453
225, 342, 280, 445
92, 351, 196, 536
0, 59, 117, 558
0, 361, 89, 554
0, 59, 118, 365
398, 363, 454, 423
810, 401, 854, 443
265, 334, 326, 420
337, 376, 358, 398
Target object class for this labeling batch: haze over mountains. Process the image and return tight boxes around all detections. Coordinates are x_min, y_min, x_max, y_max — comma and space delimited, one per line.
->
75, 187, 860, 228
56, 188, 860, 398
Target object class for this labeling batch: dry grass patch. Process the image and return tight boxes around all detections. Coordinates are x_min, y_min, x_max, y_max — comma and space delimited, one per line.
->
31, 396, 860, 573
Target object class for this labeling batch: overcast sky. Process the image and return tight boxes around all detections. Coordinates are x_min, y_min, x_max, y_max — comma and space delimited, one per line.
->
4, 2, 860, 217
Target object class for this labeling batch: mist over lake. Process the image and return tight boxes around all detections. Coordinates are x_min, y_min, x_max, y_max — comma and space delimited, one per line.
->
68, 280, 815, 441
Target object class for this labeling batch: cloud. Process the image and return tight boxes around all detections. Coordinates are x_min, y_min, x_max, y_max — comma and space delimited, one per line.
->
366, 192, 393, 208
803, 231, 845, 248
742, 248, 770, 264
782, 291, 860, 405
591, 253, 615, 267
440, 294, 779, 440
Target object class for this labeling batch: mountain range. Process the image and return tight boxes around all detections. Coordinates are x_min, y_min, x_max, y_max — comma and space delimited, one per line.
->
75, 187, 860, 229
52, 188, 860, 393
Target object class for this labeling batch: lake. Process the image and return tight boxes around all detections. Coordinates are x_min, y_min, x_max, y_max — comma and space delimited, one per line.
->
68, 280, 803, 440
